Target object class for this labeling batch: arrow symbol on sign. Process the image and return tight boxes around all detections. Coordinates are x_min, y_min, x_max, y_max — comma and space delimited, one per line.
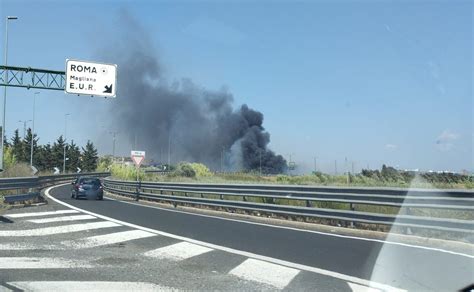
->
30, 165, 38, 175
53, 167, 60, 174
104, 84, 112, 93
77, 167, 82, 173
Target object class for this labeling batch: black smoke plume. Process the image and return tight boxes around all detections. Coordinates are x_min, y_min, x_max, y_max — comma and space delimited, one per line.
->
102, 12, 286, 173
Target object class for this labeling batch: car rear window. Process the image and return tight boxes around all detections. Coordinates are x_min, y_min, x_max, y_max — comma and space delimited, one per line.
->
82, 179, 101, 185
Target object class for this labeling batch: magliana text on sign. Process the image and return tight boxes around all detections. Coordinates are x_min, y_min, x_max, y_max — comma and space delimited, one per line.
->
65, 59, 117, 98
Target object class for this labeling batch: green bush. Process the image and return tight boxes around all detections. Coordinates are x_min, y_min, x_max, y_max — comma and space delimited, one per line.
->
171, 162, 196, 178
3, 146, 16, 170
97, 156, 113, 172
110, 164, 146, 180
189, 163, 212, 177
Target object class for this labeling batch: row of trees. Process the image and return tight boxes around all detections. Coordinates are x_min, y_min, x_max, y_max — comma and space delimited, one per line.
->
4, 128, 98, 173
361, 164, 472, 184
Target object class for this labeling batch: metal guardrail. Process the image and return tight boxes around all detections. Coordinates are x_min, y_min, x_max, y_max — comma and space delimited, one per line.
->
103, 178, 474, 233
0, 172, 110, 204
3, 192, 41, 204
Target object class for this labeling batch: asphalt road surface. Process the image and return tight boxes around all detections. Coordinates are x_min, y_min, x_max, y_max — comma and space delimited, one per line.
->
0, 183, 472, 291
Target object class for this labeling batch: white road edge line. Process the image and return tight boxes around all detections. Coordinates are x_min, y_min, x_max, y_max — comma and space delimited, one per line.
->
103, 191, 474, 259
45, 184, 405, 292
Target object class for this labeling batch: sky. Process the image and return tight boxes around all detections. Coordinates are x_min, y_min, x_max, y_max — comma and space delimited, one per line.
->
0, 0, 472, 173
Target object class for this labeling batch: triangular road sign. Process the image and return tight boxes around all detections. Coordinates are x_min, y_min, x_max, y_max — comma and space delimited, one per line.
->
131, 155, 145, 167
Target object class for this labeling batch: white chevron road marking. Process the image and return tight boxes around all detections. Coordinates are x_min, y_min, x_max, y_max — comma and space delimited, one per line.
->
62, 230, 156, 248
0, 257, 92, 269
6, 281, 173, 291
27, 214, 96, 224
5, 210, 79, 218
229, 258, 300, 289
144, 241, 213, 260
0, 221, 120, 236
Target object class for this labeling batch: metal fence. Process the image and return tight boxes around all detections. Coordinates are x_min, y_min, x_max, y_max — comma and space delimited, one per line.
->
1, 172, 110, 204
103, 178, 474, 234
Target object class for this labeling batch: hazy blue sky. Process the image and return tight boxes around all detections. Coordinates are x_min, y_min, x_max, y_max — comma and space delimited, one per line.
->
1, 0, 472, 173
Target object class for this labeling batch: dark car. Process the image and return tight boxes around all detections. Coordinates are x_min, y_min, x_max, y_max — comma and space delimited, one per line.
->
71, 177, 103, 200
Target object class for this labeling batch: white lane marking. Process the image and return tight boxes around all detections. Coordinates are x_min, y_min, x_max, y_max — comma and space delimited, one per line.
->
104, 191, 474, 259
7, 281, 172, 291
144, 241, 213, 260
5, 210, 78, 218
0, 257, 91, 269
0, 221, 120, 237
62, 230, 156, 248
348, 282, 381, 292
229, 258, 300, 289
27, 214, 96, 224
45, 184, 406, 292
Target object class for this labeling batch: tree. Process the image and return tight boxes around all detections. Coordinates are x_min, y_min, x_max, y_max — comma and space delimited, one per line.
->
51, 135, 66, 170
22, 128, 39, 165
81, 140, 98, 172
11, 129, 25, 162
3, 146, 16, 170
66, 140, 81, 172
381, 164, 399, 181
36, 143, 53, 171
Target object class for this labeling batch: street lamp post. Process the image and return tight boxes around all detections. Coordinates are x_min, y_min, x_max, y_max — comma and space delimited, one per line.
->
18, 120, 32, 138
63, 113, 70, 173
168, 130, 171, 167
109, 131, 118, 158
221, 146, 225, 173
30, 92, 39, 166
1, 16, 18, 171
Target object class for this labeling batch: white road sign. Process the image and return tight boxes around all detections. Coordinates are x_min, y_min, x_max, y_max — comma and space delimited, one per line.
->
131, 151, 146, 157
65, 59, 117, 97
131, 150, 146, 168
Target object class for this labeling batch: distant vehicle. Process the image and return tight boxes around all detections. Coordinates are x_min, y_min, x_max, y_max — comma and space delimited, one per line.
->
71, 176, 103, 200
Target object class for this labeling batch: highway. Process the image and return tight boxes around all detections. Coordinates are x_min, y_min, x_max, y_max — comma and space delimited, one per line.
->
1, 183, 472, 291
